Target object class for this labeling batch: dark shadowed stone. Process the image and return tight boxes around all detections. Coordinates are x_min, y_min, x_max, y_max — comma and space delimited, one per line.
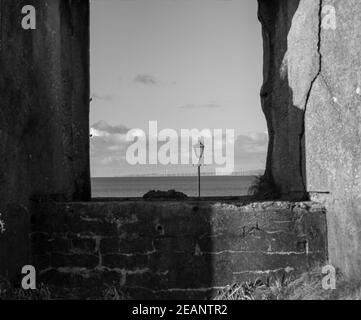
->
0, 0, 90, 279
51, 253, 99, 269
32, 254, 51, 272
100, 237, 154, 255
154, 289, 217, 300
99, 238, 120, 254
70, 236, 97, 254
31, 233, 71, 255
0, 205, 30, 279
50, 238, 71, 253
38, 269, 123, 291
31, 233, 51, 255
125, 271, 170, 291
258, 0, 319, 198
153, 236, 197, 255
102, 254, 149, 270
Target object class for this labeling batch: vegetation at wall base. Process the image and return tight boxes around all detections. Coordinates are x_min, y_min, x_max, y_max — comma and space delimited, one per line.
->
2, 266, 361, 300
214, 266, 361, 300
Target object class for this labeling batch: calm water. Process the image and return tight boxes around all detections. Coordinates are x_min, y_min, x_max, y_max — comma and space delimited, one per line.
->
91, 176, 256, 198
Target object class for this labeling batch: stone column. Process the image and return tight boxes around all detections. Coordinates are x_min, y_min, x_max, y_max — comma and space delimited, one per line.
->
259, 0, 361, 279
0, 0, 90, 279
258, 0, 320, 199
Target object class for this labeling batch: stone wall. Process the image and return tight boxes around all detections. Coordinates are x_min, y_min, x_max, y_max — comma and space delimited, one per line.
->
258, 0, 361, 279
0, 0, 90, 278
258, 0, 320, 198
305, 0, 361, 280
30, 201, 327, 299
1, 0, 360, 285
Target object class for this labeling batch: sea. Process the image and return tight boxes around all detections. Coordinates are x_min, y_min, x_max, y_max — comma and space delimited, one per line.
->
91, 175, 257, 198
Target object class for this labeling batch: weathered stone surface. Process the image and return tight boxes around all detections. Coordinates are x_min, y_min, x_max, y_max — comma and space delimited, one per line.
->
100, 237, 154, 255
304, 1, 361, 280
51, 253, 99, 269
258, 0, 320, 198
30, 200, 327, 299
0, 0, 90, 278
70, 236, 97, 254
259, 0, 361, 279
0, 0, 359, 288
31, 254, 51, 272
102, 254, 149, 270
0, 205, 30, 278
31, 233, 71, 255
38, 269, 124, 295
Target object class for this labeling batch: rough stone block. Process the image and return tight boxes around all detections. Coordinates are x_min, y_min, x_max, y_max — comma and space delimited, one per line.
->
102, 254, 149, 270
51, 253, 99, 269
30, 200, 327, 298
70, 236, 97, 253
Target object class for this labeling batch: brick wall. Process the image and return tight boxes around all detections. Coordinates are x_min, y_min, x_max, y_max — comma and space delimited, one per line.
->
30, 200, 327, 299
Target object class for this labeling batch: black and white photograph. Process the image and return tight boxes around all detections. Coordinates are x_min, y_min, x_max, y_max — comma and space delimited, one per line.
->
0, 0, 360, 308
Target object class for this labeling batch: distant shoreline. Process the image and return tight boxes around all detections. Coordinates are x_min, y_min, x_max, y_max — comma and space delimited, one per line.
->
91, 173, 263, 179
91, 175, 257, 198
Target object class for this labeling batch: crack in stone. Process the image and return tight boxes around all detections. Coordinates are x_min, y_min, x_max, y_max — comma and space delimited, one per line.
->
300, 0, 323, 192
124, 285, 226, 294
202, 250, 319, 256
233, 266, 295, 275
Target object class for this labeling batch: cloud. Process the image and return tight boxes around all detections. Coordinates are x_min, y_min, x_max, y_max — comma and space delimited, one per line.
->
235, 132, 268, 154
91, 93, 113, 102
91, 120, 129, 136
233, 132, 268, 170
90, 120, 268, 176
134, 74, 159, 85
90, 121, 131, 176
179, 103, 221, 110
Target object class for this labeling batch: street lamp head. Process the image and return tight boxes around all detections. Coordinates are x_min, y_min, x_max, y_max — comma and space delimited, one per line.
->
193, 140, 205, 165
193, 140, 205, 198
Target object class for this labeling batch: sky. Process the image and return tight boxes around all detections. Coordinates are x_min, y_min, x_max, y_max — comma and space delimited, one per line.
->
90, 0, 267, 177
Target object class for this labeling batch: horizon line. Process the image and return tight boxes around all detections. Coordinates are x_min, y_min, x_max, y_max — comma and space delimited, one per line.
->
91, 170, 264, 179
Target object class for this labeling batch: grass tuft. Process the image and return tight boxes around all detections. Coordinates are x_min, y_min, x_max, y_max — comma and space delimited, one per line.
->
0, 277, 52, 300
214, 266, 361, 300
100, 285, 130, 300
3, 266, 361, 300
0, 276, 133, 300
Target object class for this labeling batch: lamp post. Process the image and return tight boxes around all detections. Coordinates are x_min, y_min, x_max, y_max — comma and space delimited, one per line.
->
193, 141, 205, 198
